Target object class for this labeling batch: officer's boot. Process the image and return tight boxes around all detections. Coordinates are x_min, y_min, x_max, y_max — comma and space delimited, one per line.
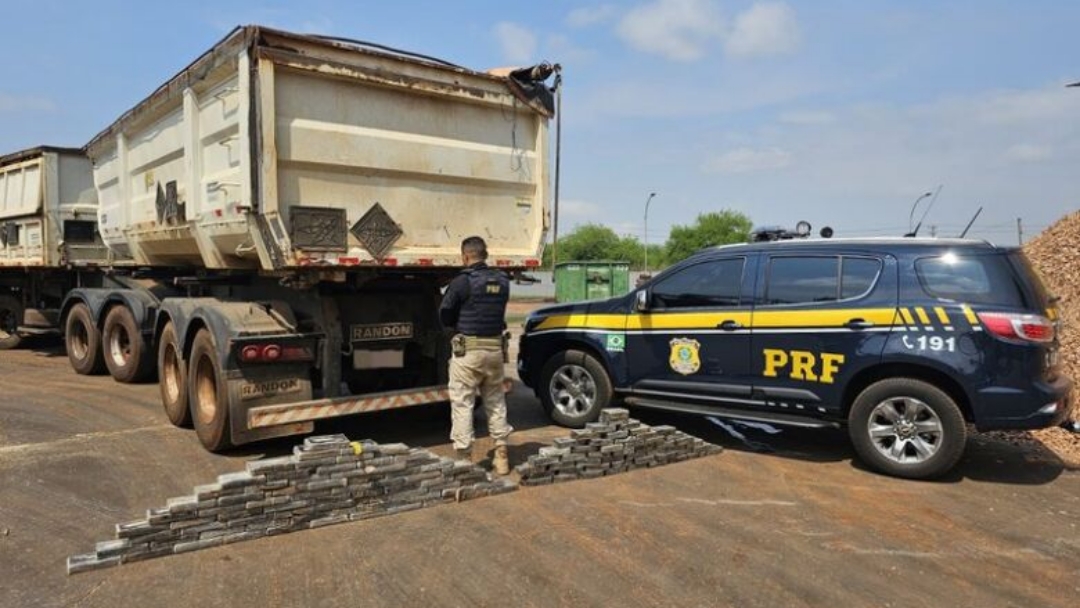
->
454, 445, 473, 463
492, 445, 510, 476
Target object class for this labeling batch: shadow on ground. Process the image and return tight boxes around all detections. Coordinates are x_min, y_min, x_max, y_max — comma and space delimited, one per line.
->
626, 407, 1068, 486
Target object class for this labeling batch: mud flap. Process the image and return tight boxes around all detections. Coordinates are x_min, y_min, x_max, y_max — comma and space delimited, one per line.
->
228, 367, 315, 445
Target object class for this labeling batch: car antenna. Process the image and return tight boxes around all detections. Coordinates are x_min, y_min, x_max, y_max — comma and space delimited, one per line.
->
958, 206, 983, 238
906, 184, 943, 237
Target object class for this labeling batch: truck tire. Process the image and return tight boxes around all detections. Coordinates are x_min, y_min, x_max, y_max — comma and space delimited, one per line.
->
158, 322, 191, 428
0, 295, 23, 350
102, 306, 155, 383
538, 349, 613, 428
188, 328, 232, 452
848, 378, 967, 480
65, 302, 106, 375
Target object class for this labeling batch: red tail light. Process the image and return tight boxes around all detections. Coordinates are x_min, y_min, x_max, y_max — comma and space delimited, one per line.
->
977, 312, 1055, 343
237, 342, 314, 363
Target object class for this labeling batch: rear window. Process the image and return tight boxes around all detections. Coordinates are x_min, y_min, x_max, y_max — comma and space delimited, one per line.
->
1007, 251, 1052, 309
915, 254, 1027, 307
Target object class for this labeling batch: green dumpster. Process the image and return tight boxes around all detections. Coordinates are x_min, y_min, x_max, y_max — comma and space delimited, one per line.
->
554, 261, 632, 303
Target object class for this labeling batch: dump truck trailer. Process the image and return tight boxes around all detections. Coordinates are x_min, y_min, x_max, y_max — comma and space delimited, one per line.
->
0, 147, 112, 348
59, 25, 554, 450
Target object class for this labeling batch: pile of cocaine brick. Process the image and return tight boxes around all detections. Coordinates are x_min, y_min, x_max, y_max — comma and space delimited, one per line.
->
67, 435, 515, 574
515, 408, 722, 486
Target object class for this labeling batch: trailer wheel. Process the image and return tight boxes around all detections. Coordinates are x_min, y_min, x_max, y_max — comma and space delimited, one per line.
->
158, 322, 191, 428
188, 328, 232, 452
102, 306, 155, 383
65, 302, 106, 375
0, 295, 23, 350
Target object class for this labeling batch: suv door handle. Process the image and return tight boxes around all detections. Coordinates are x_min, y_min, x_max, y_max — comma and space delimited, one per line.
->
846, 318, 873, 330
717, 320, 744, 331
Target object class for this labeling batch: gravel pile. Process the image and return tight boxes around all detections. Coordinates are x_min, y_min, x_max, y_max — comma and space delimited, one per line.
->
983, 212, 1080, 467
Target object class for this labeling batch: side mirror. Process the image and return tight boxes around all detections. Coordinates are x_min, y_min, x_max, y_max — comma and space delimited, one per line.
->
635, 290, 650, 312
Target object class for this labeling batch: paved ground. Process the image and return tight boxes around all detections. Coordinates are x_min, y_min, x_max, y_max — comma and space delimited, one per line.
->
1, 337, 1078, 608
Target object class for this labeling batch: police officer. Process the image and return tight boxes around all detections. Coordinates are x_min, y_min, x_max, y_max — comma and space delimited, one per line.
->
440, 236, 512, 475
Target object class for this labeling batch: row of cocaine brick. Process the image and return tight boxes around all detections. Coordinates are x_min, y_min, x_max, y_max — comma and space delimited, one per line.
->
67, 435, 515, 574
514, 409, 723, 486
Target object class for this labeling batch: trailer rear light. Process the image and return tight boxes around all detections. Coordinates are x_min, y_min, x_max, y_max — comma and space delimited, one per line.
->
977, 312, 1055, 343
338, 257, 360, 266
525, 259, 540, 267
261, 344, 282, 361
237, 343, 314, 363
417, 258, 434, 266
382, 258, 398, 266
495, 259, 512, 267
280, 345, 314, 361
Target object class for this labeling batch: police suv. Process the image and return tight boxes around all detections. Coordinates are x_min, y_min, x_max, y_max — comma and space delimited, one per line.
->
517, 231, 1072, 479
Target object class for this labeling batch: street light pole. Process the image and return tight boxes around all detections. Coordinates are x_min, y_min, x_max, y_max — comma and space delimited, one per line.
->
643, 192, 657, 274
908, 191, 933, 233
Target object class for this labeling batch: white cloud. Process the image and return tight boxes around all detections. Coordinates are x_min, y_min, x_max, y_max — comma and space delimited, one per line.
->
0, 93, 55, 113
567, 5, 618, 28
545, 34, 595, 64
617, 0, 725, 62
493, 22, 538, 64
725, 2, 801, 58
706, 84, 1080, 236
559, 199, 603, 220
778, 109, 835, 125
1005, 143, 1053, 163
704, 147, 793, 174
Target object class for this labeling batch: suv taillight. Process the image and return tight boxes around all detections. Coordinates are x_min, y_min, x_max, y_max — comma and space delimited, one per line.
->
977, 312, 1055, 343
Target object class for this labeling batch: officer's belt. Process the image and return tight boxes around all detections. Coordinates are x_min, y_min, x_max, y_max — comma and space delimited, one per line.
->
460, 335, 503, 351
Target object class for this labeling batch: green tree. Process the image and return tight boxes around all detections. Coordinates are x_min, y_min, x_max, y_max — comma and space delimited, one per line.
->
542, 224, 667, 270
664, 210, 753, 264
543, 224, 660, 269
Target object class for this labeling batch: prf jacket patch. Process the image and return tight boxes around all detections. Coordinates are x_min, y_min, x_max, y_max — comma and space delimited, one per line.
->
669, 338, 701, 375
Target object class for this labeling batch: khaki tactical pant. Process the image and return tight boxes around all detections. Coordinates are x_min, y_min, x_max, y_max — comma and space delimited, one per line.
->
449, 347, 512, 450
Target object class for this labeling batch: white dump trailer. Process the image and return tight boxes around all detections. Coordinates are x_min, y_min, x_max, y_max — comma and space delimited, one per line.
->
87, 26, 549, 270
62, 25, 557, 450
0, 147, 110, 348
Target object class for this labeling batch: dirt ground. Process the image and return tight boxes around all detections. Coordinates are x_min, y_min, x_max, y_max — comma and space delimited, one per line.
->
0, 339, 1078, 608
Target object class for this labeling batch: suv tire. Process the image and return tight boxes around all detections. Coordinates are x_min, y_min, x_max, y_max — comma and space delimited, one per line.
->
539, 349, 613, 427
848, 378, 966, 479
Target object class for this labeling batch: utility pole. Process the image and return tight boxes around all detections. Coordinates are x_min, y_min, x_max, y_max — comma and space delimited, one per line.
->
929, 225, 937, 238
1017, 218, 1023, 246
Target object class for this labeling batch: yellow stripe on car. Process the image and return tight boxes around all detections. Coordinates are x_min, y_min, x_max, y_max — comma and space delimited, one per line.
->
934, 307, 951, 326
915, 307, 932, 326
534, 308, 900, 331
751, 308, 896, 328
961, 304, 979, 326
899, 308, 917, 327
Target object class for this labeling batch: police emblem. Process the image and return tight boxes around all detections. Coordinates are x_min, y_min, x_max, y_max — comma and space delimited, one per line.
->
669, 338, 701, 375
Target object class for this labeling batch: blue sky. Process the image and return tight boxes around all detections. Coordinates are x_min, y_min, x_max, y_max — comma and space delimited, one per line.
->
2, 0, 1078, 244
